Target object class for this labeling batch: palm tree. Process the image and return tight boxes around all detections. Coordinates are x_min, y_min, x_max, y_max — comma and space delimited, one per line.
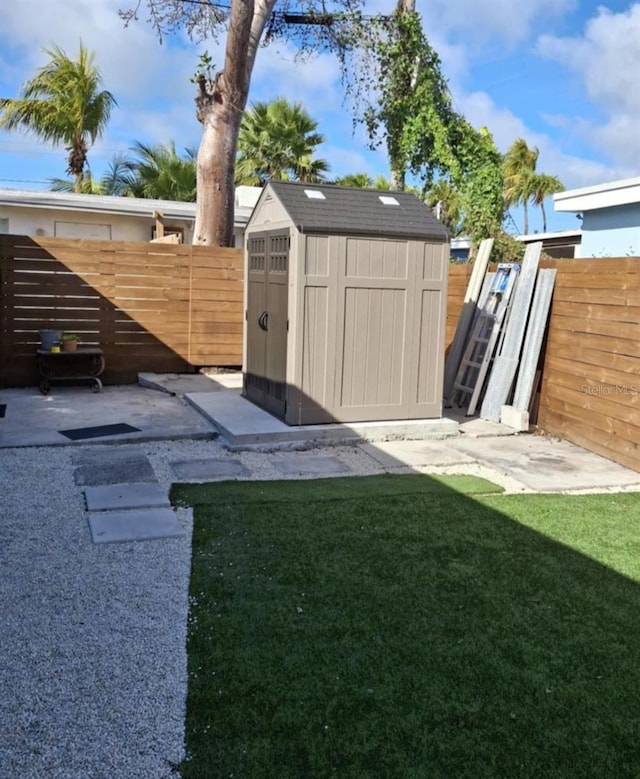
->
50, 153, 135, 195
503, 138, 563, 234
0, 43, 116, 192
124, 141, 197, 201
334, 173, 374, 188
235, 97, 330, 186
503, 139, 538, 234
530, 173, 564, 232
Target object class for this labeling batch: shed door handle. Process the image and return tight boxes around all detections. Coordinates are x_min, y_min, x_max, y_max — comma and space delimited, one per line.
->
258, 311, 269, 331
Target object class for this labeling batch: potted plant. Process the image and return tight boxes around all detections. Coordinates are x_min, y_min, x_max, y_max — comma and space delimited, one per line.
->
60, 333, 80, 352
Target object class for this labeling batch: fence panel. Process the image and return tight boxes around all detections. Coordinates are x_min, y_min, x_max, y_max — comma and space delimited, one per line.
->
0, 235, 243, 387
537, 257, 640, 472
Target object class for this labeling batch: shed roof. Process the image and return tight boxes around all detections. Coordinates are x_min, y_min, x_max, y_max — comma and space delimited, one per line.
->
262, 181, 449, 241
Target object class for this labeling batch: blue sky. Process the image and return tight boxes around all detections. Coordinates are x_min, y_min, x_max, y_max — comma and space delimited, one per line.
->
1, 0, 639, 235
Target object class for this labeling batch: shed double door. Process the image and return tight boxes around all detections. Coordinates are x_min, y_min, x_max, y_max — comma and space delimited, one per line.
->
244, 230, 289, 418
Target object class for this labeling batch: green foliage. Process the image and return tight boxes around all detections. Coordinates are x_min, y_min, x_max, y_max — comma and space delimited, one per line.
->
361, 10, 455, 189
235, 97, 330, 186
124, 141, 197, 201
491, 230, 526, 264
50, 153, 135, 196
0, 42, 116, 191
333, 172, 374, 188
346, 10, 503, 243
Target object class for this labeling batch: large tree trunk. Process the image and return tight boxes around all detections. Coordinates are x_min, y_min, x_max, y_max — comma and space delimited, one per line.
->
194, 99, 243, 246
193, 0, 276, 246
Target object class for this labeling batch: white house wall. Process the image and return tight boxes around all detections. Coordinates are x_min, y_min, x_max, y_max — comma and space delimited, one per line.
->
0, 203, 245, 246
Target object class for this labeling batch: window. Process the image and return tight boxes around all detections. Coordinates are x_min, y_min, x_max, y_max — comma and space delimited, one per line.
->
304, 189, 326, 200
0, 217, 9, 234
378, 196, 400, 206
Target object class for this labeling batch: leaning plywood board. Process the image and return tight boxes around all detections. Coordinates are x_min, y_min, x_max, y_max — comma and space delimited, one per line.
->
442, 238, 494, 399
499, 269, 556, 430
480, 241, 542, 421
511, 268, 557, 411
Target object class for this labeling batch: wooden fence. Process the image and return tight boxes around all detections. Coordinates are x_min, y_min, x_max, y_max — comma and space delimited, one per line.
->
0, 235, 243, 386
537, 257, 640, 472
448, 258, 640, 473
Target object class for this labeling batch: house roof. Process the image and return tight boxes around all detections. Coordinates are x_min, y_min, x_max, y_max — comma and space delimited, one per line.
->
554, 176, 640, 213
0, 187, 259, 226
262, 181, 450, 241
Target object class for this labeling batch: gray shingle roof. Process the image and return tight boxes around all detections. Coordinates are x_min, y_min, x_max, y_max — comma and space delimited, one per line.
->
264, 181, 449, 241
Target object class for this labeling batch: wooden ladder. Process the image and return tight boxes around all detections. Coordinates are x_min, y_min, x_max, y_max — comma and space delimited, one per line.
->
449, 263, 521, 415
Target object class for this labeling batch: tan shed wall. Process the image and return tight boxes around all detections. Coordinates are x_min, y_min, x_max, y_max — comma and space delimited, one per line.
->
291, 234, 447, 424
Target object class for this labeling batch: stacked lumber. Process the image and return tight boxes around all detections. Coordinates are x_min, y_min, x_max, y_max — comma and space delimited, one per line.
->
444, 239, 557, 430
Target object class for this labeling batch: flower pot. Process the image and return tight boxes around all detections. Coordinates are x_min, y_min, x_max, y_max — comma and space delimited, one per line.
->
62, 339, 79, 352
40, 329, 62, 351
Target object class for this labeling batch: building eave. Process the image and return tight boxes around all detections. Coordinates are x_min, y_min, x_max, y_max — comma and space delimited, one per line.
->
554, 177, 640, 213
0, 187, 252, 226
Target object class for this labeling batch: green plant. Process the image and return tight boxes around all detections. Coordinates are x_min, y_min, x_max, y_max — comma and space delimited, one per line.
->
60, 333, 79, 341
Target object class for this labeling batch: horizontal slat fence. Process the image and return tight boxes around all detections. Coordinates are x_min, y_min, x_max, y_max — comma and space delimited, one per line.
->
448, 257, 640, 471
537, 257, 640, 472
0, 236, 243, 386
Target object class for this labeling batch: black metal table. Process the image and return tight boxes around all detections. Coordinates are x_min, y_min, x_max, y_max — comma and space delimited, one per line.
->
37, 347, 105, 394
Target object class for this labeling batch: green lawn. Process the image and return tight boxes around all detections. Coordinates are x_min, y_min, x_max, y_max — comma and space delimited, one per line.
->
171, 474, 640, 778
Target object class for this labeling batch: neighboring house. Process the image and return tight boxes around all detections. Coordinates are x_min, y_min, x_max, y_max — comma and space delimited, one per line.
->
0, 186, 262, 246
450, 230, 581, 262
516, 229, 581, 258
554, 176, 640, 258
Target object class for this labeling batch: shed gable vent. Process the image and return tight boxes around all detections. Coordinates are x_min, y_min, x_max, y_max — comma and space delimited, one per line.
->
379, 195, 400, 206
304, 189, 326, 200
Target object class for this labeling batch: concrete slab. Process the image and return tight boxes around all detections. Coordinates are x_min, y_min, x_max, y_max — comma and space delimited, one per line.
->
138, 372, 241, 395
74, 456, 156, 487
0, 385, 217, 448
451, 434, 640, 492
186, 390, 459, 448
271, 453, 352, 476
170, 458, 250, 480
360, 440, 477, 469
87, 508, 185, 544
84, 483, 170, 511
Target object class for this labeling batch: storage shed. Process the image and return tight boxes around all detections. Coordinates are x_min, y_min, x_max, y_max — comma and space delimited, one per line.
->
243, 181, 450, 425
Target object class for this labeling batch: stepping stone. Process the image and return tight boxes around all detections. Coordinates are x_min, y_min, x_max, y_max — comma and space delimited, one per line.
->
84, 483, 170, 511
271, 453, 351, 476
87, 508, 185, 544
72, 448, 147, 465
74, 456, 156, 486
170, 458, 250, 480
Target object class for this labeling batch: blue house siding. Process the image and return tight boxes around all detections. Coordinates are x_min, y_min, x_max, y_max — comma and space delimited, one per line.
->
580, 203, 640, 257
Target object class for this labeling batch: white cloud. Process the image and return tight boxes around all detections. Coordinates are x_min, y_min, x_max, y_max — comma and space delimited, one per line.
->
416, 0, 575, 45
249, 42, 343, 112
457, 88, 628, 189
537, 3, 640, 168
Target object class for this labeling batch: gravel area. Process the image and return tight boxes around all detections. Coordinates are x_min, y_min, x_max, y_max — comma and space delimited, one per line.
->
1, 435, 526, 779
0, 444, 193, 779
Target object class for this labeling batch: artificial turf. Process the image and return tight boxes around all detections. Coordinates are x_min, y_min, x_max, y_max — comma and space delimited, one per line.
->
173, 475, 640, 778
